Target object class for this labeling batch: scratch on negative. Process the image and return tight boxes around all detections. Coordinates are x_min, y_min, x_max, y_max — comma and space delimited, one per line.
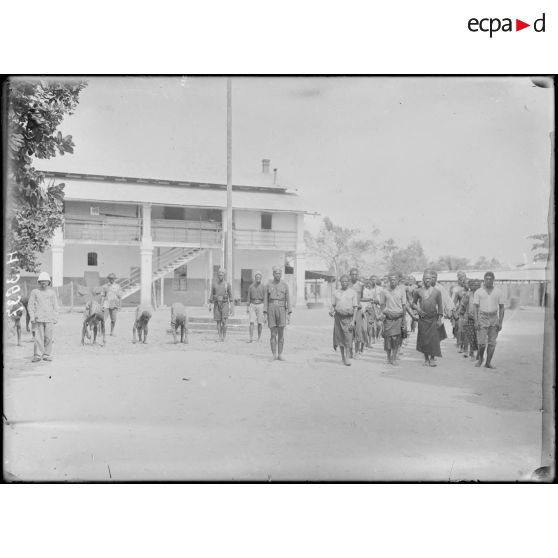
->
108, 464, 112, 479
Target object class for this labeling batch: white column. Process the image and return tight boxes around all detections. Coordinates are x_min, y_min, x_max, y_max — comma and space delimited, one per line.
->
207, 248, 213, 302
51, 227, 64, 287
140, 204, 153, 306
160, 276, 164, 307
294, 213, 306, 307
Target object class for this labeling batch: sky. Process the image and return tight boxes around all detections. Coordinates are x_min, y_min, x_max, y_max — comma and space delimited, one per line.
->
36, 76, 554, 267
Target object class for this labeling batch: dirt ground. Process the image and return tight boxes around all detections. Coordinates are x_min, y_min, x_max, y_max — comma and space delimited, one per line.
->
3, 305, 545, 481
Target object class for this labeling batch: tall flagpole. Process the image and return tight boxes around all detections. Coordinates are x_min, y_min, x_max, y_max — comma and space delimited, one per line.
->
226, 78, 234, 303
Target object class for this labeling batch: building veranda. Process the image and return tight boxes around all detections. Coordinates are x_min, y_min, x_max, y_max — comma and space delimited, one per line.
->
23, 164, 311, 309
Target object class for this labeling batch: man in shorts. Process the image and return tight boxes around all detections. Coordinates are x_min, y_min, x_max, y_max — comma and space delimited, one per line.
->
473, 271, 505, 369
263, 266, 292, 361
209, 268, 233, 341
101, 273, 122, 336
247, 270, 266, 342
171, 302, 189, 344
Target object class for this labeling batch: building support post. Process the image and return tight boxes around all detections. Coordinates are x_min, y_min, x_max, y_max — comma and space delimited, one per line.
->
140, 203, 153, 306
221, 210, 227, 269
160, 276, 164, 307
51, 227, 65, 288
294, 213, 306, 307
226, 78, 234, 303
207, 248, 213, 303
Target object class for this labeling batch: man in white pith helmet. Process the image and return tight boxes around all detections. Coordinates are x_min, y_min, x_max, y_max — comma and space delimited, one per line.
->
27, 271, 59, 362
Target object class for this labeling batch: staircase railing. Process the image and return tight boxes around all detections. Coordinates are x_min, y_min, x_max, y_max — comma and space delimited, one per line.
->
155, 247, 199, 272
116, 247, 203, 294
117, 268, 141, 292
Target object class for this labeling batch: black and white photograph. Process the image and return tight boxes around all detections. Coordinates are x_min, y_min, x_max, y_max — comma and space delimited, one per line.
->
2, 75, 555, 482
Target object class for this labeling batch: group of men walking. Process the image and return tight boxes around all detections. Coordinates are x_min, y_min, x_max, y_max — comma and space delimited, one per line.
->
16, 264, 505, 370
330, 268, 505, 369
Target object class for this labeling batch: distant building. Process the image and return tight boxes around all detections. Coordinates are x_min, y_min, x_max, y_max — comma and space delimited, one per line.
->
23, 161, 312, 307
411, 264, 550, 307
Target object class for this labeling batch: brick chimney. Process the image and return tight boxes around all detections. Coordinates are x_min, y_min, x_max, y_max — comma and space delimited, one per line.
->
262, 159, 271, 174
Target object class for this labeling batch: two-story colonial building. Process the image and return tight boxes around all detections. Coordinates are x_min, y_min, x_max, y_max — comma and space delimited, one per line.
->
28, 161, 311, 307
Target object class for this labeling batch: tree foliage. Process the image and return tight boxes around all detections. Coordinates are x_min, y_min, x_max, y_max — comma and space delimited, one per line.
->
305, 217, 378, 282
472, 256, 503, 270
385, 239, 428, 275
7, 78, 87, 272
428, 255, 471, 272
528, 233, 549, 262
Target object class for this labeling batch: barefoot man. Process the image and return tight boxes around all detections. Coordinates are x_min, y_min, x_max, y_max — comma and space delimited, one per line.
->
209, 268, 233, 342
82, 287, 106, 346
171, 302, 189, 344
473, 271, 505, 369
430, 270, 453, 347
348, 267, 367, 358
330, 274, 358, 366
263, 266, 292, 361
452, 271, 468, 348
101, 273, 122, 336
379, 273, 407, 365
132, 304, 153, 344
246, 271, 266, 343
412, 271, 444, 367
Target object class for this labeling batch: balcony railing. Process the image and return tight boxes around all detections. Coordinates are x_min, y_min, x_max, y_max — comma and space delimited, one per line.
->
64, 217, 141, 242
152, 219, 222, 245
234, 229, 297, 250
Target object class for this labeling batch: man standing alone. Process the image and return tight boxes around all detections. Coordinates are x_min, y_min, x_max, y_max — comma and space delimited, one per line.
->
263, 266, 292, 361
246, 271, 266, 343
473, 271, 505, 369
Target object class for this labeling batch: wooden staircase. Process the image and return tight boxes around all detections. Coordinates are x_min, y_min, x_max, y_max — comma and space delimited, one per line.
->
117, 247, 205, 301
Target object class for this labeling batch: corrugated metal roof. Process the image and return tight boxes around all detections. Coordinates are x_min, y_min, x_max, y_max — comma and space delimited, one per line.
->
58, 176, 313, 213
